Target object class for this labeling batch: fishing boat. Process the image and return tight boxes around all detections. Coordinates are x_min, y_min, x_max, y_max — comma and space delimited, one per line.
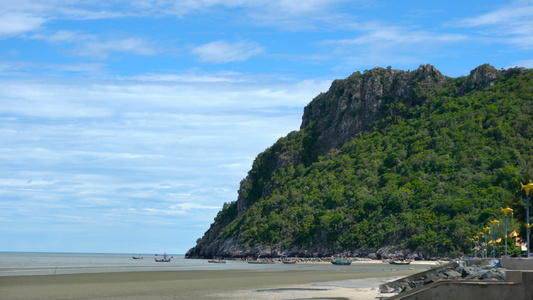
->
331, 254, 351, 265
281, 255, 297, 264
331, 259, 351, 265
132, 254, 143, 259
248, 260, 267, 264
247, 255, 275, 264
248, 259, 276, 264
213, 260, 227, 263
282, 260, 297, 264
389, 260, 411, 265
154, 253, 171, 262
208, 259, 227, 263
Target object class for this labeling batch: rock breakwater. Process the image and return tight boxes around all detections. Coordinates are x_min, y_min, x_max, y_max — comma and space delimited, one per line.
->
379, 260, 506, 294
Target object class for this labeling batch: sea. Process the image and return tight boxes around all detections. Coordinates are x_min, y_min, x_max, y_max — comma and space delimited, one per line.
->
0, 252, 429, 277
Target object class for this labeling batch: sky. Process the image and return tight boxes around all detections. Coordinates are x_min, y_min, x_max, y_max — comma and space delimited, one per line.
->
1, 0, 533, 254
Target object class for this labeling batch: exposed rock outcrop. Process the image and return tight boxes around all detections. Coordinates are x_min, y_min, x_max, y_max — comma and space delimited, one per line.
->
458, 64, 500, 96
300, 64, 446, 156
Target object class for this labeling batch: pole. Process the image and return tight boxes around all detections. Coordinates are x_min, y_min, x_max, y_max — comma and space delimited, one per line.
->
505, 214, 508, 256
521, 181, 533, 258
501, 207, 513, 257
490, 220, 499, 258
526, 193, 531, 258
483, 226, 490, 258
493, 227, 496, 258
478, 232, 484, 258
484, 233, 488, 258
474, 236, 478, 258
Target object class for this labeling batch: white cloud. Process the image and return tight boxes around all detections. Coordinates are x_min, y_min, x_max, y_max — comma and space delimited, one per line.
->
0, 76, 331, 247
455, 5, 533, 27
128, 0, 349, 17
0, 61, 107, 77
323, 25, 467, 48
0, 0, 360, 37
508, 59, 533, 68
142, 203, 222, 216
129, 73, 242, 83
78, 37, 160, 59
0, 0, 126, 20
192, 40, 264, 63
0, 61, 33, 72
0, 12, 46, 37
54, 62, 108, 73
453, 3, 533, 49
171, 202, 221, 211
275, 0, 335, 14
35, 30, 85, 42
1, 80, 113, 118
31, 30, 160, 59
319, 24, 468, 68
0, 0, 349, 24
0, 178, 54, 186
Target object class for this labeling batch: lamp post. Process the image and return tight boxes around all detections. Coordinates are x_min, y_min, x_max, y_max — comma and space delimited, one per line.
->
501, 206, 514, 256
521, 180, 533, 258
478, 232, 484, 258
483, 226, 491, 258
490, 220, 500, 258
473, 235, 479, 258
469, 238, 475, 258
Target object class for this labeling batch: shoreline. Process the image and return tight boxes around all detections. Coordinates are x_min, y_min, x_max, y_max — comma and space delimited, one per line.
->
0, 265, 432, 299
0, 259, 443, 276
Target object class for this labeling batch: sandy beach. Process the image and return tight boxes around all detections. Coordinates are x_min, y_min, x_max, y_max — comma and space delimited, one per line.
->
0, 262, 433, 300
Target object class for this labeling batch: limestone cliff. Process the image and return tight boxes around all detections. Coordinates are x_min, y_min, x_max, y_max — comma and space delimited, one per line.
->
186, 63, 522, 259
300, 64, 446, 156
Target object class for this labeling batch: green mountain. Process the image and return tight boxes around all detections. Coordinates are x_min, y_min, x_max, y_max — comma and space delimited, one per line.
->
186, 64, 533, 259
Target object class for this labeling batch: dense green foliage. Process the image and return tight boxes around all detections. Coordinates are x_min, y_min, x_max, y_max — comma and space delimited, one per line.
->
211, 68, 533, 257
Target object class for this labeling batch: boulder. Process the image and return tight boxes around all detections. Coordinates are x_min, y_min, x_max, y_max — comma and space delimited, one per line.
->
367, 253, 378, 260
444, 270, 462, 279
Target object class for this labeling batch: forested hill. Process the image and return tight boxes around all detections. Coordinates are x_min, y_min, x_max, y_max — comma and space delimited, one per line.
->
186, 64, 533, 259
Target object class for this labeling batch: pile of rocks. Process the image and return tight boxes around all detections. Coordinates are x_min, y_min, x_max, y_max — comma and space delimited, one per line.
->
379, 261, 506, 294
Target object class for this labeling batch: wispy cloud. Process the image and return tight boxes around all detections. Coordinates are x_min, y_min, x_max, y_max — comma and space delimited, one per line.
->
0, 0, 126, 20
78, 37, 160, 59
453, 2, 533, 49
128, 70, 246, 83
128, 0, 351, 18
0, 74, 331, 251
319, 24, 468, 69
454, 4, 533, 27
510, 59, 533, 68
0, 61, 107, 77
192, 40, 264, 63
325, 26, 467, 47
143, 202, 221, 216
0, 0, 352, 29
0, 12, 46, 37
0, 1, 126, 41
31, 30, 160, 59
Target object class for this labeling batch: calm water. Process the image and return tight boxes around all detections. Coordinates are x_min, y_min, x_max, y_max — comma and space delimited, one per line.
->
0, 252, 429, 277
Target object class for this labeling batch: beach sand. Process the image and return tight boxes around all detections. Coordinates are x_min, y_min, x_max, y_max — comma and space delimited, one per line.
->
0, 263, 430, 299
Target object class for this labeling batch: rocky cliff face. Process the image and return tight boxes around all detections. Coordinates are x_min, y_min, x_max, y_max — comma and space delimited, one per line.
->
300, 64, 446, 156
186, 64, 505, 259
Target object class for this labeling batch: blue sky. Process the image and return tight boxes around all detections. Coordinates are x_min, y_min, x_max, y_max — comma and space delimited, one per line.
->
1, 0, 533, 254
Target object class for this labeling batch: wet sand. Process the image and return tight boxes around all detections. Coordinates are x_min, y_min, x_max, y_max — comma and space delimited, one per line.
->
0, 266, 423, 299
